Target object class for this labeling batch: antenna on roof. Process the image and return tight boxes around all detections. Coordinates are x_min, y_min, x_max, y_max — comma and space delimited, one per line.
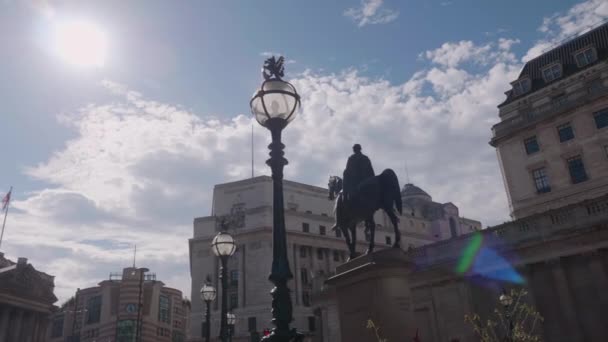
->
133, 244, 137, 268
404, 161, 411, 184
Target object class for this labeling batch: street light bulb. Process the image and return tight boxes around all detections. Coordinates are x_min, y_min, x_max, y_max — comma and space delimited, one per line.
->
270, 100, 280, 114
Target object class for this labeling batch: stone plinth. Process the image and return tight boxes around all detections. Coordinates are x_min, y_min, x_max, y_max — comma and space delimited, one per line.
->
326, 248, 414, 342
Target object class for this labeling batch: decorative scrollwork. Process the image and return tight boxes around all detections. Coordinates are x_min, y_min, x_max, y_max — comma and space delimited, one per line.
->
262, 56, 285, 81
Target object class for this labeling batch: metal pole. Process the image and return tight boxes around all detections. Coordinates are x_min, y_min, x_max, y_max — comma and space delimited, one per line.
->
0, 186, 12, 249
219, 256, 229, 342
205, 300, 211, 342
262, 119, 302, 342
136, 269, 145, 342
71, 288, 80, 342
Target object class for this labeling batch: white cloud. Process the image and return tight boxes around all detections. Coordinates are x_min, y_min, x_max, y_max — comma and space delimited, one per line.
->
7, 36, 521, 301
344, 0, 399, 27
423, 40, 518, 68
523, 0, 608, 62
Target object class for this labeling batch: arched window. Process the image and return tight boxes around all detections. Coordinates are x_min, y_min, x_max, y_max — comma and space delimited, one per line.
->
449, 217, 458, 238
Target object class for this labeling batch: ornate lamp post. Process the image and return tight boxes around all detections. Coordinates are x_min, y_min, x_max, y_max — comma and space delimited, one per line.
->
200, 277, 217, 342
250, 56, 303, 342
499, 289, 514, 341
211, 231, 237, 342
227, 312, 236, 342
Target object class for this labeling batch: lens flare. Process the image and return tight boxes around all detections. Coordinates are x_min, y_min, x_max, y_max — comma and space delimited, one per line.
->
455, 232, 524, 284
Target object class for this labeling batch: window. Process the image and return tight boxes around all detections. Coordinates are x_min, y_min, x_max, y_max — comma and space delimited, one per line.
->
316, 248, 324, 260
542, 63, 562, 82
308, 316, 316, 332
172, 330, 185, 342
117, 320, 136, 342
230, 270, 238, 286
86, 295, 102, 324
306, 210, 312, 214
524, 136, 540, 155
302, 291, 311, 307
173, 320, 182, 328
248, 317, 257, 332
568, 156, 588, 184
300, 268, 309, 285
319, 225, 326, 235
594, 108, 608, 129
532, 168, 551, 193
385, 236, 392, 245
557, 123, 574, 142
157, 327, 171, 337
159, 295, 170, 323
302, 222, 309, 233
335, 228, 342, 238
229, 292, 238, 309
512, 78, 531, 96
51, 316, 64, 338
299, 245, 307, 258
333, 250, 340, 262
575, 47, 597, 67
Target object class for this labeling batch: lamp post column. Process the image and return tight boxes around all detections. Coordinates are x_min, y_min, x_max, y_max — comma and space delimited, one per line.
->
204, 300, 211, 342
219, 256, 229, 342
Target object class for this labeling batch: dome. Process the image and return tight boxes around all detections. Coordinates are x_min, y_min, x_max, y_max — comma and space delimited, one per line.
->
401, 183, 432, 201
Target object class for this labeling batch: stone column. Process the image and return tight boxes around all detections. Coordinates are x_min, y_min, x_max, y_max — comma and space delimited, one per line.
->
29, 314, 39, 342
551, 259, 583, 341
11, 308, 24, 342
0, 306, 11, 341
326, 248, 414, 342
36, 317, 49, 342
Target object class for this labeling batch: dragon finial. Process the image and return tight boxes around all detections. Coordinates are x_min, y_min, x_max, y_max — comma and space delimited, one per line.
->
262, 56, 285, 81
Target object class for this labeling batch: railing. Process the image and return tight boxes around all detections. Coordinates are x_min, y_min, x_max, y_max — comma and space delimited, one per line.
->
409, 194, 608, 267
492, 81, 608, 139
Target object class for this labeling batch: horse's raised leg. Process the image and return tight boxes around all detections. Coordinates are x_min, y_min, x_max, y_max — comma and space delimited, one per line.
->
365, 218, 376, 254
385, 208, 401, 248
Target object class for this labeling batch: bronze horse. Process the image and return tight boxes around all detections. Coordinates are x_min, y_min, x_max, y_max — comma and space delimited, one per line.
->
328, 169, 402, 260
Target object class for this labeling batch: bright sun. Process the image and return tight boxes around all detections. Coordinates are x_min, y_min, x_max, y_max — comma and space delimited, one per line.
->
53, 20, 107, 67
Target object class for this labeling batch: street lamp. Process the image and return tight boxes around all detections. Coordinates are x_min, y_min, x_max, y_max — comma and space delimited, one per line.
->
200, 276, 217, 342
212, 231, 237, 342
250, 55, 303, 342
499, 289, 514, 341
227, 312, 236, 342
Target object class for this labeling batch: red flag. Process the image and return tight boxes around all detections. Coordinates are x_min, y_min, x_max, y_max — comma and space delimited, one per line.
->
1, 189, 10, 211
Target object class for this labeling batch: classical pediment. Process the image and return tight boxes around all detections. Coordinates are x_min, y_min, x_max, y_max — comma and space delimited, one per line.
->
0, 264, 57, 304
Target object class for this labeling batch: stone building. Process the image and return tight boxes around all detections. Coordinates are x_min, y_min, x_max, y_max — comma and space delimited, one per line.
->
490, 22, 608, 219
48, 266, 190, 342
188, 176, 480, 341
0, 253, 57, 342
312, 22, 608, 342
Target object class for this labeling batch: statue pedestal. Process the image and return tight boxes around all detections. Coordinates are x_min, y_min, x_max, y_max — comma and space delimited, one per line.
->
326, 248, 414, 342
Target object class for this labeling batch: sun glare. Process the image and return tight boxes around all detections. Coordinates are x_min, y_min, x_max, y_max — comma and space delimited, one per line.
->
53, 20, 107, 68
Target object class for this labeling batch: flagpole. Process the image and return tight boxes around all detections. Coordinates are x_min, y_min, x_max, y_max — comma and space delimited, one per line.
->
0, 186, 13, 250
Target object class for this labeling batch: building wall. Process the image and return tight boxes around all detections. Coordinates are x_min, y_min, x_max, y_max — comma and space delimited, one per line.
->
0, 255, 57, 342
189, 176, 481, 342
492, 55, 608, 219
48, 267, 190, 342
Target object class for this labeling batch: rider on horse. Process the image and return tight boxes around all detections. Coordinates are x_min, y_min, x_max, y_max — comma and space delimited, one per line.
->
343, 144, 375, 201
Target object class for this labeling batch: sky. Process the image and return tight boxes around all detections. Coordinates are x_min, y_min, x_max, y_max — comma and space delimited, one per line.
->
1, 0, 607, 303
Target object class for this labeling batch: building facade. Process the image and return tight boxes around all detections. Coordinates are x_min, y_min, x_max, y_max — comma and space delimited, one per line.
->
48, 266, 191, 342
490, 22, 608, 219
188, 176, 480, 341
0, 253, 57, 342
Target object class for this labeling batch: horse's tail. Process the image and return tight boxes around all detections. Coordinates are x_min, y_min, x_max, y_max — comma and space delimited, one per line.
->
382, 169, 402, 215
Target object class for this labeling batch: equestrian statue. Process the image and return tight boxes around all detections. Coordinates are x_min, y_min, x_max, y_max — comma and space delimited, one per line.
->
328, 144, 403, 260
